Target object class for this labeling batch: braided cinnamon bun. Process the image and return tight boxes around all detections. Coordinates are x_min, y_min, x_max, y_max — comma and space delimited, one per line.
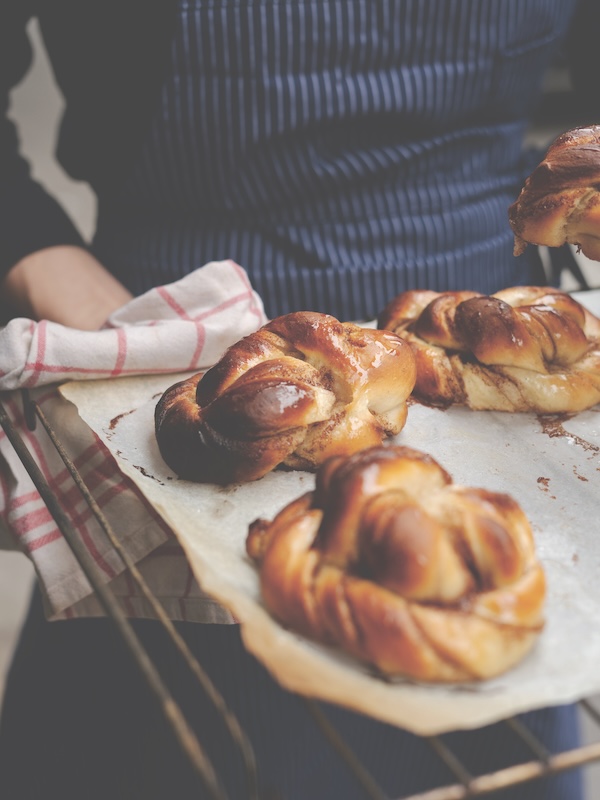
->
377, 286, 600, 412
247, 445, 545, 683
509, 125, 600, 260
155, 312, 416, 484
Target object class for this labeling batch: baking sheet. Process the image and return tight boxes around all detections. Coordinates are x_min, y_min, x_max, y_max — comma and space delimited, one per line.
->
59, 291, 600, 735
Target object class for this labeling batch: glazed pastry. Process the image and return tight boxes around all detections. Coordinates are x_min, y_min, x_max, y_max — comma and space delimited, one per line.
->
509, 125, 600, 260
247, 445, 546, 683
155, 311, 416, 483
377, 286, 600, 412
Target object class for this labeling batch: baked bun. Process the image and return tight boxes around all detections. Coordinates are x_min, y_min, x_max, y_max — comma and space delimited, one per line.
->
247, 445, 545, 683
377, 286, 600, 412
155, 312, 416, 484
509, 125, 600, 260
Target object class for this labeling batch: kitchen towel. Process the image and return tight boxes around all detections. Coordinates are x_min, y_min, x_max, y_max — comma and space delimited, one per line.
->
0, 260, 266, 620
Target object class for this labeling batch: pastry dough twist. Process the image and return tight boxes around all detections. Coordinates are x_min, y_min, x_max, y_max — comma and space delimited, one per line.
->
509, 125, 600, 260
247, 445, 545, 682
377, 286, 600, 412
155, 312, 416, 483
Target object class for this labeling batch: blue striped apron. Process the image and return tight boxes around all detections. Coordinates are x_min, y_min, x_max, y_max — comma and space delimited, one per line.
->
93, 0, 575, 321
82, 4, 582, 799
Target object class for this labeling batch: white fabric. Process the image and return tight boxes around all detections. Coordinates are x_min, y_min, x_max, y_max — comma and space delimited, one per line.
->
0, 261, 266, 620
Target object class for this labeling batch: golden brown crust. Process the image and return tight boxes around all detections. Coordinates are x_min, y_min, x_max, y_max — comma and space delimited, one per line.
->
509, 125, 600, 259
155, 311, 416, 483
378, 286, 600, 412
246, 445, 545, 682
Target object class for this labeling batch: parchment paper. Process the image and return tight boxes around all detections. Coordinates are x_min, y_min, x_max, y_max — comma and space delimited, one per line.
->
59, 291, 600, 735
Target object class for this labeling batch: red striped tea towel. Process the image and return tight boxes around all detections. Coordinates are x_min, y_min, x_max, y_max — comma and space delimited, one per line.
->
0, 261, 266, 621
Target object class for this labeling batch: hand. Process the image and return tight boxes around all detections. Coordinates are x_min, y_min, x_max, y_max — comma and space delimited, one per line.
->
1, 246, 133, 330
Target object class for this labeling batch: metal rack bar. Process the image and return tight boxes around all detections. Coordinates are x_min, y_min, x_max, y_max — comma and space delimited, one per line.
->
2, 389, 600, 800
304, 699, 390, 800
0, 394, 236, 800
581, 699, 600, 728
503, 716, 551, 764
26, 392, 260, 800
400, 742, 600, 800
426, 737, 473, 789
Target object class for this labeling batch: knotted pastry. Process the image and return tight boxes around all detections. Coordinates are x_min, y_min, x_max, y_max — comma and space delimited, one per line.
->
247, 445, 545, 683
155, 311, 416, 484
509, 125, 600, 260
377, 286, 600, 412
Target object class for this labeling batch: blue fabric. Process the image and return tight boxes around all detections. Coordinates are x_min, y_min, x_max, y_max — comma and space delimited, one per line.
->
0, 588, 584, 800
93, 0, 577, 320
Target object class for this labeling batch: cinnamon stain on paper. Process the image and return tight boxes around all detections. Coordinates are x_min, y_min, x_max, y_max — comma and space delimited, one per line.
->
537, 413, 599, 458
108, 407, 166, 484
107, 407, 136, 439
133, 463, 165, 485
536, 476, 556, 499
572, 467, 589, 482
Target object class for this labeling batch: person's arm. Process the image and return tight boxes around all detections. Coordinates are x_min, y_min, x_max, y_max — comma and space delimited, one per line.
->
0, 5, 133, 329
2, 245, 133, 330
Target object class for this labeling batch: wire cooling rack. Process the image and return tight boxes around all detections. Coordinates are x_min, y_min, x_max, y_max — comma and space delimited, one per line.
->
2, 390, 600, 800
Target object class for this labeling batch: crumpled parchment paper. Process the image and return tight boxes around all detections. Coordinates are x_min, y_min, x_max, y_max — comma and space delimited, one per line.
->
59, 291, 600, 735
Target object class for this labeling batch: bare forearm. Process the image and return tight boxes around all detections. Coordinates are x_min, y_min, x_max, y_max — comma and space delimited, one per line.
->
1, 246, 133, 330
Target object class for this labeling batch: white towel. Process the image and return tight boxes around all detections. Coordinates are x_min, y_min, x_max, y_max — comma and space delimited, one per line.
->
0, 261, 266, 621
